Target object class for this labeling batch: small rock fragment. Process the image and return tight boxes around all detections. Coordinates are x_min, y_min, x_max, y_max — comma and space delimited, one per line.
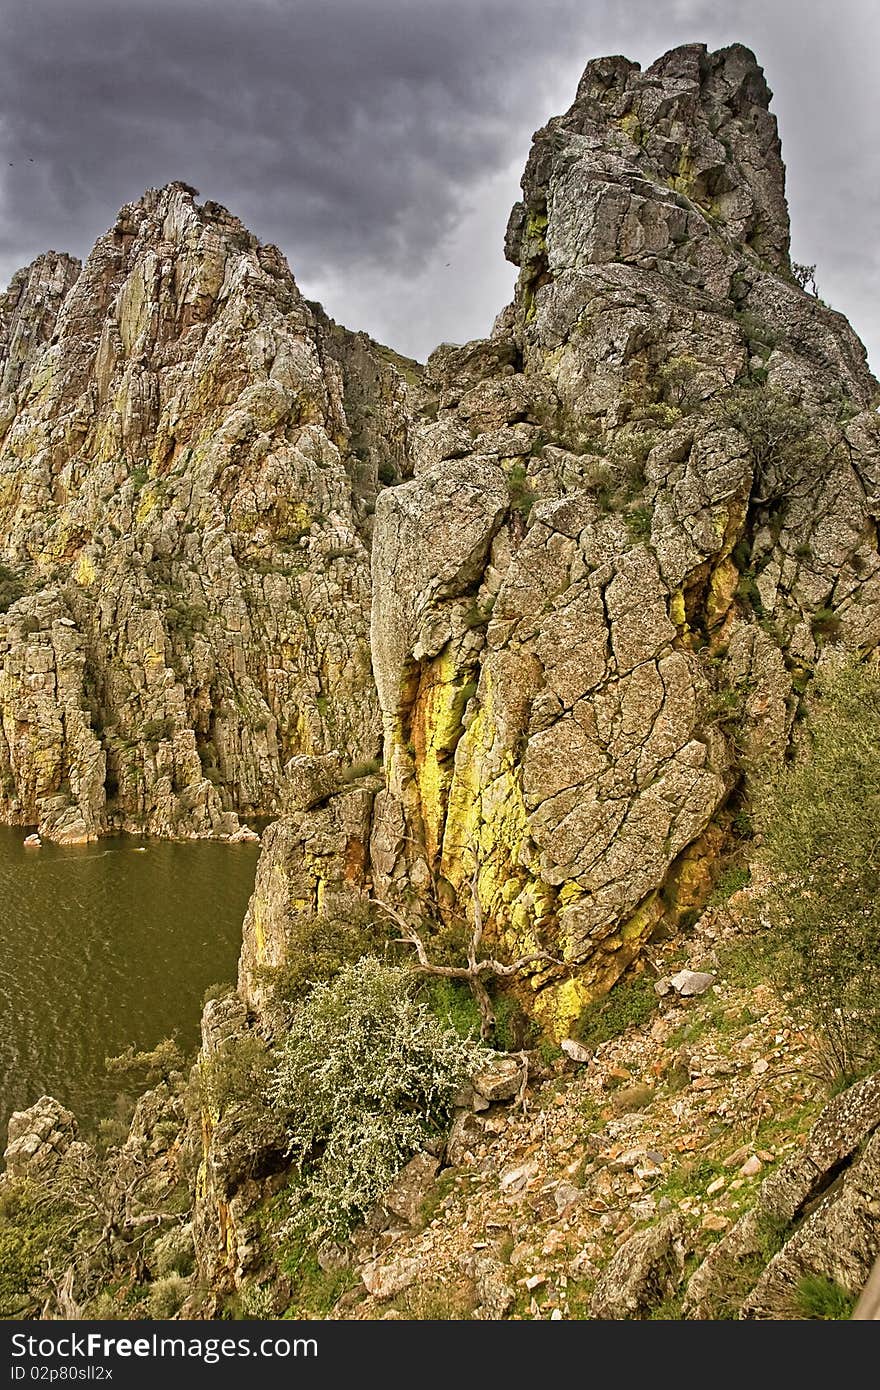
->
472, 1056, 524, 1103
362, 1255, 423, 1300
500, 1160, 539, 1193
701, 1213, 729, 1232
554, 1182, 582, 1215
670, 970, 715, 997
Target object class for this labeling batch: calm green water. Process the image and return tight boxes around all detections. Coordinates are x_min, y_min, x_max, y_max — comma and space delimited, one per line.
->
0, 826, 260, 1137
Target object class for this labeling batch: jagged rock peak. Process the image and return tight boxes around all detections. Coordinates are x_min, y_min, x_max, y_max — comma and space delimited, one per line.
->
0, 251, 82, 397
107, 180, 295, 278
360, 39, 880, 1042
0, 179, 412, 843
507, 41, 790, 274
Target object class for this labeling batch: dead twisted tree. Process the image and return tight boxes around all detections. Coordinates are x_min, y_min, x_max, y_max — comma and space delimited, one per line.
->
372, 870, 562, 1040
31, 1136, 188, 1317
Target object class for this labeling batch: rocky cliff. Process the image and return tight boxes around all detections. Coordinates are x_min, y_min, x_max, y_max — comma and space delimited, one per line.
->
3, 40, 878, 1009
240, 41, 880, 1036
0, 187, 411, 842
1, 40, 877, 1009
3, 38, 880, 1323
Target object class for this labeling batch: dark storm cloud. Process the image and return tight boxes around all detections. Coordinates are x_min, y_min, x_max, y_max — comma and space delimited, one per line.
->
0, 0, 585, 277
1, 0, 878, 366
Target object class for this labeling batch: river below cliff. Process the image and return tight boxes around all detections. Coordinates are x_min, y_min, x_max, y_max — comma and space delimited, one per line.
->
0, 826, 260, 1138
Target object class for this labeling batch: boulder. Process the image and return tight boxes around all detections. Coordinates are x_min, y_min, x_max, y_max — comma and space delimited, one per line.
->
4, 1096, 77, 1179
589, 1213, 686, 1319
472, 1056, 526, 1103
361, 1254, 423, 1300
669, 970, 715, 997
382, 1152, 440, 1226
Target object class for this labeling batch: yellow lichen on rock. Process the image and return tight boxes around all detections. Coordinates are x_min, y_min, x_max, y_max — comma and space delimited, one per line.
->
706, 555, 739, 629
75, 551, 96, 587
409, 648, 474, 864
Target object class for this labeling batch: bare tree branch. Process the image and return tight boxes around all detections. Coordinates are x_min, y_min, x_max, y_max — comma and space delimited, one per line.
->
370, 871, 563, 1041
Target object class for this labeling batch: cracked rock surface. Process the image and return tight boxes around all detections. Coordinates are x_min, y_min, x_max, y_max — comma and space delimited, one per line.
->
364, 41, 879, 1031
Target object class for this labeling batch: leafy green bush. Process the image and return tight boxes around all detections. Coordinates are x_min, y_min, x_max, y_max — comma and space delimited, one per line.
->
198, 1032, 272, 1117
377, 459, 398, 486
151, 1222, 195, 1278
253, 905, 386, 1014
147, 1274, 189, 1319
658, 354, 702, 410
709, 865, 750, 905
202, 981, 233, 1006
269, 958, 483, 1240
422, 977, 534, 1051
625, 504, 653, 543
0, 564, 26, 614
235, 1281, 278, 1318
105, 1038, 185, 1088
507, 462, 536, 518
571, 973, 658, 1047
423, 977, 482, 1038
717, 385, 821, 503
752, 657, 880, 1080
0, 1182, 73, 1317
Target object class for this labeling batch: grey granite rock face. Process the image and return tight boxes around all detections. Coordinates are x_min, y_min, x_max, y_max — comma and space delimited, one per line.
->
589, 1211, 686, 1319
365, 41, 880, 1031
3, 1095, 78, 1179
684, 1071, 880, 1319
237, 783, 377, 1024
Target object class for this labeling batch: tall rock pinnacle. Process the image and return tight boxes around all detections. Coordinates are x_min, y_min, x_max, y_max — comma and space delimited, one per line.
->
0, 183, 411, 842
363, 42, 879, 1031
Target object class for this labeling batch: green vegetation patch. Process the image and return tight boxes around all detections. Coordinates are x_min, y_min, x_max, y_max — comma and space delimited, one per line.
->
571, 973, 659, 1048
0, 1181, 75, 1317
750, 656, 880, 1081
0, 564, 26, 614
794, 1273, 856, 1320
253, 904, 387, 1015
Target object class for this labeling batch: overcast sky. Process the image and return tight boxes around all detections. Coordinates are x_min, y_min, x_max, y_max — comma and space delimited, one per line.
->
1, 0, 877, 370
